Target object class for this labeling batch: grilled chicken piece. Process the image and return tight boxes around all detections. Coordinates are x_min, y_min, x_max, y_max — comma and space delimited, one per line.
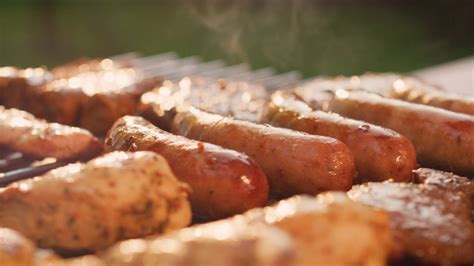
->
138, 76, 269, 130
0, 151, 191, 252
348, 182, 474, 264
0, 228, 36, 266
101, 192, 392, 266
102, 222, 294, 266
0, 59, 161, 135
0, 106, 102, 159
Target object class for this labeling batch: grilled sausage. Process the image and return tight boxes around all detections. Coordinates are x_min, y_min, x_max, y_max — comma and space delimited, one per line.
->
261, 91, 417, 182
106, 116, 269, 219
172, 107, 355, 196
389, 76, 474, 116
302, 90, 474, 175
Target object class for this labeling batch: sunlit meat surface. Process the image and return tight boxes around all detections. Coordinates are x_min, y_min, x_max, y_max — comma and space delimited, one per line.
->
0, 151, 191, 252
0, 59, 161, 135
0, 106, 102, 160
101, 192, 392, 266
138, 76, 269, 130
348, 181, 474, 264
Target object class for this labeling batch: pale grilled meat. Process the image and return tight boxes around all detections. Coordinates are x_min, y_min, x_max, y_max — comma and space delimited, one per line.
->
0, 227, 36, 266
0, 106, 102, 159
348, 182, 474, 264
138, 76, 269, 130
101, 192, 391, 266
0, 151, 191, 252
0, 59, 161, 135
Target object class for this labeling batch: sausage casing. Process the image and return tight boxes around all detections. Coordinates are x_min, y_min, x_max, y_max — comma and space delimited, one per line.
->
323, 90, 474, 175
106, 116, 269, 219
172, 107, 355, 196
261, 92, 417, 182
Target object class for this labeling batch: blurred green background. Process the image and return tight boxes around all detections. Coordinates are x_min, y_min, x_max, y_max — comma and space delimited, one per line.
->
1, 0, 473, 77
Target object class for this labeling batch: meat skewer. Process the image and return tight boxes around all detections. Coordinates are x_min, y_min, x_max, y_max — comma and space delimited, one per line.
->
0, 151, 191, 252
261, 91, 417, 182
172, 107, 355, 196
106, 116, 269, 219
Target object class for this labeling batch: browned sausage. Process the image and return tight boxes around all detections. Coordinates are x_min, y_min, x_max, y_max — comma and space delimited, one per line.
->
304, 90, 474, 175
171, 107, 355, 196
261, 91, 417, 182
105, 116, 269, 219
389, 76, 474, 116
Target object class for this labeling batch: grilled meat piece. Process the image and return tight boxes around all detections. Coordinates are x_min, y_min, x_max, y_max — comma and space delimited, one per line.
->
172, 107, 355, 196
348, 182, 474, 264
0, 228, 36, 266
0, 106, 102, 159
102, 222, 294, 266
0, 59, 161, 135
293, 84, 474, 175
138, 77, 269, 130
0, 67, 53, 111
0, 151, 191, 251
414, 168, 474, 208
106, 116, 269, 219
261, 91, 417, 183
102, 193, 392, 266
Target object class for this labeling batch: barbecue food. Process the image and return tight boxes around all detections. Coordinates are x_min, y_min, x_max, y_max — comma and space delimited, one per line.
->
138, 77, 269, 130
102, 222, 294, 266
293, 86, 474, 175
172, 107, 355, 196
414, 168, 474, 208
0, 67, 52, 112
0, 151, 191, 251
0, 59, 161, 135
348, 182, 474, 264
106, 116, 269, 219
297, 73, 474, 115
261, 91, 417, 182
0, 228, 36, 266
389, 76, 474, 115
102, 193, 392, 266
0, 106, 102, 159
